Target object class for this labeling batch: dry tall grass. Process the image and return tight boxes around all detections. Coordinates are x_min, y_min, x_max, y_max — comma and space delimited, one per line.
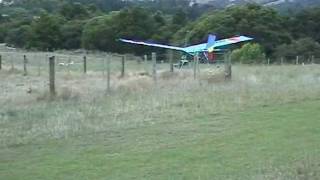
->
0, 54, 320, 148
1, 53, 320, 179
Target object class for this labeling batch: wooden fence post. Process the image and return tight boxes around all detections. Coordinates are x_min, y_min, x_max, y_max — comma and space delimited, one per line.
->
49, 56, 56, 98
144, 55, 148, 63
23, 55, 27, 76
137, 55, 141, 64
102, 58, 105, 76
152, 52, 157, 83
197, 54, 200, 75
121, 55, 125, 78
267, 58, 270, 65
107, 55, 111, 91
37, 54, 41, 76
224, 51, 232, 81
0, 55, 2, 70
67, 56, 71, 75
311, 55, 314, 64
193, 54, 198, 80
296, 56, 299, 65
144, 55, 148, 72
83, 55, 87, 74
10, 55, 14, 70
169, 50, 174, 73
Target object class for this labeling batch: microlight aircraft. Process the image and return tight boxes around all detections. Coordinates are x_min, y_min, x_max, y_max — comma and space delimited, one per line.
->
119, 34, 253, 62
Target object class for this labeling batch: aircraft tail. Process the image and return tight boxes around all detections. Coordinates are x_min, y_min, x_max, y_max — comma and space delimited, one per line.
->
206, 34, 216, 52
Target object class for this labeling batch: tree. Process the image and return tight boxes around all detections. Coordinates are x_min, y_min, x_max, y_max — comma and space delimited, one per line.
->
59, 2, 89, 20
82, 7, 159, 54
5, 25, 31, 48
289, 7, 320, 43
81, 15, 116, 51
0, 8, 33, 46
153, 11, 166, 28
172, 9, 187, 26
0, 25, 7, 43
173, 4, 291, 56
60, 20, 85, 49
231, 43, 265, 64
29, 13, 64, 51
274, 38, 320, 61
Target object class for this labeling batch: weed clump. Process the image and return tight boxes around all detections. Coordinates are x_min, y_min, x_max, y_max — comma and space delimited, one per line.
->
36, 87, 80, 101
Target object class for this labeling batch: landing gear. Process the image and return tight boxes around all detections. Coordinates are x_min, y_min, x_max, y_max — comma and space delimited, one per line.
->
173, 60, 189, 68
174, 55, 189, 68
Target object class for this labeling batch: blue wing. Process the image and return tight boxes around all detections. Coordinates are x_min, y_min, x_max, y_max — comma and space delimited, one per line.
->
119, 38, 207, 54
182, 43, 207, 54
183, 34, 217, 54
210, 36, 253, 49
120, 35, 253, 54
119, 39, 184, 51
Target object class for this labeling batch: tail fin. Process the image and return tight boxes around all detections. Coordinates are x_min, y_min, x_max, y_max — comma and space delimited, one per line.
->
206, 34, 216, 49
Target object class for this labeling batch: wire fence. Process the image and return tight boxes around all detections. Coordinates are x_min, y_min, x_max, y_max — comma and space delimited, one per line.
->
266, 55, 320, 65
0, 51, 318, 75
0, 51, 129, 76
1, 50, 319, 99
0, 51, 219, 77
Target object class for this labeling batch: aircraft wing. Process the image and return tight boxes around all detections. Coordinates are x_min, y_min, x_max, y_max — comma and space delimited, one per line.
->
119, 39, 184, 51
183, 34, 216, 54
207, 36, 253, 52
120, 35, 253, 55
183, 43, 207, 54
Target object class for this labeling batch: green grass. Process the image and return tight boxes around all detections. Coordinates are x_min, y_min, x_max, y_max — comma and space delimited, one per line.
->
1, 99, 319, 180
1, 52, 320, 179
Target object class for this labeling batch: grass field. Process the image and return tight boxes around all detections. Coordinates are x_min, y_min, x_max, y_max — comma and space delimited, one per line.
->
0, 53, 320, 179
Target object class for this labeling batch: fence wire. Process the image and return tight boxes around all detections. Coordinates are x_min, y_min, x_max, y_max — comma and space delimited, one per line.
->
0, 51, 319, 76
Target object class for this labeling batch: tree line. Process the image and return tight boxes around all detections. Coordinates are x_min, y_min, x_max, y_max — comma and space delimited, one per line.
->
0, 1, 320, 62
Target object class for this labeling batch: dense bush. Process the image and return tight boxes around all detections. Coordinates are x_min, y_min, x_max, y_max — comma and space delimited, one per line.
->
231, 43, 265, 64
